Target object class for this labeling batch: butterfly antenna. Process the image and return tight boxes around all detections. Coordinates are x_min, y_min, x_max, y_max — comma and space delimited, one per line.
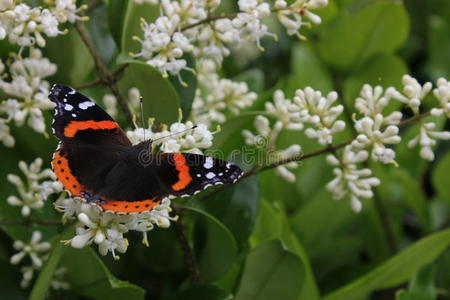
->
152, 125, 198, 142
140, 96, 146, 141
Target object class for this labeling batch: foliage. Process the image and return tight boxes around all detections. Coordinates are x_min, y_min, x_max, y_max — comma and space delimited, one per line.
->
0, 0, 450, 299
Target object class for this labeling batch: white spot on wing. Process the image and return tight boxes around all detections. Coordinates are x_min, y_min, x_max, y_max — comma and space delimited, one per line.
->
204, 157, 213, 169
226, 163, 231, 169
206, 172, 216, 179
64, 104, 73, 111
78, 101, 95, 110
197, 174, 201, 178
71, 113, 77, 117
69, 89, 76, 94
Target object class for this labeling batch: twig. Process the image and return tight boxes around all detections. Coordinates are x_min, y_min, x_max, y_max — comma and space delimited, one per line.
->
73, 64, 128, 90
172, 205, 201, 284
197, 111, 433, 201
0, 219, 62, 226
74, 21, 135, 128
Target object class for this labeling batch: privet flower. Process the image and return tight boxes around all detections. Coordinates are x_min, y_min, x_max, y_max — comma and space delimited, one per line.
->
326, 146, 380, 213
407, 122, 450, 161
10, 231, 51, 288
293, 87, 345, 145
0, 0, 85, 48
431, 78, 450, 118
7, 158, 62, 216
133, 0, 328, 77
352, 114, 401, 164
0, 118, 14, 147
385, 75, 432, 115
191, 59, 257, 126
0, 48, 57, 134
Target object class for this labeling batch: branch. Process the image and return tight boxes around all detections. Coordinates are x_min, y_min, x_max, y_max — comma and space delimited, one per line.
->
74, 21, 135, 128
0, 219, 62, 226
197, 111, 433, 201
172, 205, 201, 283
73, 64, 128, 90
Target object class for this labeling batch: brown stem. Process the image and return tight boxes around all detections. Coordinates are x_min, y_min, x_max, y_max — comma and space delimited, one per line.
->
172, 205, 201, 284
74, 21, 135, 128
197, 111, 432, 201
0, 219, 62, 226
73, 64, 128, 90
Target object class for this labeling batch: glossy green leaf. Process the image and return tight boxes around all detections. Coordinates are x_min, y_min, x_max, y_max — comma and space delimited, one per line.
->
118, 61, 180, 124
432, 151, 450, 204
283, 42, 333, 95
396, 264, 436, 300
120, 1, 159, 56
29, 227, 74, 300
168, 54, 197, 121
324, 229, 450, 300
235, 239, 305, 300
318, 1, 409, 71
44, 26, 95, 85
108, 0, 129, 48
162, 284, 233, 300
184, 207, 238, 282
60, 247, 145, 300
426, 15, 450, 80
251, 199, 320, 300
202, 174, 259, 249
343, 54, 409, 111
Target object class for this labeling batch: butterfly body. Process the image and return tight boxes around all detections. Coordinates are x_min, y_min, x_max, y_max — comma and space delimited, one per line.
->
49, 84, 243, 214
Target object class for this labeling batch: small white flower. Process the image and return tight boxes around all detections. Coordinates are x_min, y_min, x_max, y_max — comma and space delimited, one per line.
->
10, 231, 51, 268
431, 78, 450, 118
326, 146, 379, 212
102, 94, 118, 119
7, 158, 59, 216
352, 114, 401, 164
0, 118, 14, 147
386, 75, 432, 115
407, 122, 450, 161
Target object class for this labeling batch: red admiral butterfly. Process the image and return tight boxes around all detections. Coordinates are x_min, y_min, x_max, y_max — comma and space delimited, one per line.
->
49, 84, 243, 214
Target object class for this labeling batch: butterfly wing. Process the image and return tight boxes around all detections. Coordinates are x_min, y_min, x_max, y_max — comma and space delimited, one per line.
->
49, 84, 131, 198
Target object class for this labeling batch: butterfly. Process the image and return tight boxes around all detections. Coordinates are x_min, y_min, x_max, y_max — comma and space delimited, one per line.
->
49, 84, 243, 214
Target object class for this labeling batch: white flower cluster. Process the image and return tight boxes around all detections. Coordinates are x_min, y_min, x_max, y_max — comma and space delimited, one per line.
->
326, 147, 380, 212
55, 185, 178, 259
7, 158, 62, 217
0, 48, 57, 143
0, 0, 85, 48
127, 119, 213, 154
243, 87, 345, 182
274, 0, 328, 39
10, 231, 51, 288
191, 60, 258, 126
133, 0, 328, 77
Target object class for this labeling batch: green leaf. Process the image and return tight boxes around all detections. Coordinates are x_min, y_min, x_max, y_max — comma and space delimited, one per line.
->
120, 1, 159, 56
168, 54, 197, 121
343, 54, 409, 111
184, 207, 238, 282
118, 61, 180, 124
29, 227, 74, 300
162, 284, 233, 300
202, 174, 259, 249
432, 151, 450, 204
324, 229, 450, 300
44, 26, 95, 85
107, 0, 129, 48
396, 264, 436, 300
60, 247, 145, 300
235, 239, 305, 300
251, 199, 320, 300
425, 15, 450, 80
283, 42, 333, 95
318, 1, 409, 71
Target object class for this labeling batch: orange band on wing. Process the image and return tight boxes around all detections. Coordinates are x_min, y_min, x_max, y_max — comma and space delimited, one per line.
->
64, 120, 118, 138
171, 153, 192, 191
99, 198, 160, 213
52, 150, 83, 197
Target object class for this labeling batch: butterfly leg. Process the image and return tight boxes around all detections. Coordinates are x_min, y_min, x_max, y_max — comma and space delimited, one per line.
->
80, 191, 107, 204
